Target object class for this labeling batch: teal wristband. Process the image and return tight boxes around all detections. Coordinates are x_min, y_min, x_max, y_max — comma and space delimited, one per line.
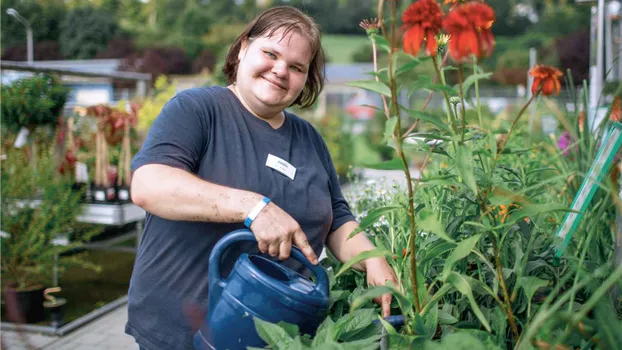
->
244, 197, 271, 228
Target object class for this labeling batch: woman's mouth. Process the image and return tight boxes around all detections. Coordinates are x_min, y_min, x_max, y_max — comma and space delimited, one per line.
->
262, 77, 286, 90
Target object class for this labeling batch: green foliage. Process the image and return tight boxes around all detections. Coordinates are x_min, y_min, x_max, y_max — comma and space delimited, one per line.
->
136, 75, 177, 133
1, 74, 69, 132
59, 5, 119, 59
1, 0, 66, 49
313, 111, 355, 180
283, 2, 621, 348
1, 144, 101, 291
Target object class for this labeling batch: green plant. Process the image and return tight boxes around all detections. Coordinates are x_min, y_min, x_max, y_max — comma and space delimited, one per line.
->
0, 74, 69, 133
136, 75, 177, 134
252, 1, 621, 348
314, 110, 356, 181
1, 143, 100, 291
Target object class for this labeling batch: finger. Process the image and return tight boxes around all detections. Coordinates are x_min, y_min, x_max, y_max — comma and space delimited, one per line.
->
268, 242, 279, 257
292, 229, 318, 264
381, 293, 392, 318
257, 241, 268, 254
278, 240, 291, 261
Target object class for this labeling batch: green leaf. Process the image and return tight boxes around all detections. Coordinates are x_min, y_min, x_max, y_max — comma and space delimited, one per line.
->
340, 322, 382, 343
422, 302, 439, 339
403, 108, 452, 132
360, 158, 405, 171
458, 72, 493, 95
520, 276, 548, 317
334, 309, 376, 340
345, 80, 391, 97
253, 317, 294, 348
396, 58, 422, 76
351, 285, 413, 316
410, 75, 458, 96
417, 208, 455, 243
445, 272, 492, 332
506, 203, 573, 224
377, 315, 398, 334
455, 145, 478, 195
438, 308, 459, 325
277, 321, 300, 338
335, 248, 391, 278
372, 34, 390, 53
442, 235, 481, 280
312, 317, 336, 346
383, 116, 398, 143
348, 205, 404, 239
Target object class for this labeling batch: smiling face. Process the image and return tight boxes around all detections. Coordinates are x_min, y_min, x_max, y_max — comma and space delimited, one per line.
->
234, 28, 312, 120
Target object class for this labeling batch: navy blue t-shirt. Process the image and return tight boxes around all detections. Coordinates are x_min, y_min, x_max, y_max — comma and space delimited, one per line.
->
125, 86, 355, 349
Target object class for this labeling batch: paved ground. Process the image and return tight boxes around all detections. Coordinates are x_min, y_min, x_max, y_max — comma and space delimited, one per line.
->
1, 167, 417, 350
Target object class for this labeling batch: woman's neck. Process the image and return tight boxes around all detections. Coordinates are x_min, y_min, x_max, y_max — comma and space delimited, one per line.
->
228, 85, 285, 129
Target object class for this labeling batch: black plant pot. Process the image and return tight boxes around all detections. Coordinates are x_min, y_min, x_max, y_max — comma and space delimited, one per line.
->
5, 286, 45, 324
44, 298, 66, 328
116, 185, 131, 203
93, 185, 117, 203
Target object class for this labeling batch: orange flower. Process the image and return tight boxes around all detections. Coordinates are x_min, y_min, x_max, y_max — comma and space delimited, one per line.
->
610, 95, 620, 122
442, 2, 495, 62
402, 0, 444, 56
529, 65, 563, 96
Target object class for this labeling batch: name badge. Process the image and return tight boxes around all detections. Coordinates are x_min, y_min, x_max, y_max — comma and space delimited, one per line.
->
266, 154, 296, 180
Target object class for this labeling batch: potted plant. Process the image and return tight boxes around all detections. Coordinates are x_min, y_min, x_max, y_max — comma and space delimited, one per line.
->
1, 74, 69, 166
1, 142, 100, 324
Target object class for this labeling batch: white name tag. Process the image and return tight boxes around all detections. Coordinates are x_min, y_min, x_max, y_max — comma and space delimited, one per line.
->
265, 154, 296, 180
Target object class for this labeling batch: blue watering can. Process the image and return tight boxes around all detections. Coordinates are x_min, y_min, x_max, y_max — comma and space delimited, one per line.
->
193, 229, 330, 350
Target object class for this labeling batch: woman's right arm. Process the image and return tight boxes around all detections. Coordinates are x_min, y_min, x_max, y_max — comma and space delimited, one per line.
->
131, 163, 262, 223
130, 163, 318, 263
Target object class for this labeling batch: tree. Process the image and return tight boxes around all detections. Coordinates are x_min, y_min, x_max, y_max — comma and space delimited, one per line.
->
59, 6, 119, 59
1, 0, 66, 49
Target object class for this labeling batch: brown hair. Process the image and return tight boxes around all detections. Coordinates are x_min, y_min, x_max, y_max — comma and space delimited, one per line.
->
222, 6, 325, 109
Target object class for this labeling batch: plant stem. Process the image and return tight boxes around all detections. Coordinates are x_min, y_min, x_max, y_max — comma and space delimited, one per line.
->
491, 235, 520, 339
458, 65, 467, 143
403, 51, 451, 137
371, 36, 391, 119
384, 0, 422, 313
473, 60, 483, 128
492, 92, 538, 168
431, 55, 459, 136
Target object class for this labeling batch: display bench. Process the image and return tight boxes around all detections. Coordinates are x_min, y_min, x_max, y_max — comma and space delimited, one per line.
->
1, 201, 145, 336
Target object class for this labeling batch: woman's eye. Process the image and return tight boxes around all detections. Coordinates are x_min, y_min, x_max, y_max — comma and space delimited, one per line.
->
265, 51, 276, 59
291, 66, 302, 72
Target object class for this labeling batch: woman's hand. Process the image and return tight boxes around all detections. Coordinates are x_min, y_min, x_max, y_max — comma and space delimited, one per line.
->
365, 257, 399, 317
250, 202, 318, 264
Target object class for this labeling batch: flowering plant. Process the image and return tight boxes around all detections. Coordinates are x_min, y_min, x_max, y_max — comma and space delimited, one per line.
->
252, 1, 621, 349
333, 0, 621, 348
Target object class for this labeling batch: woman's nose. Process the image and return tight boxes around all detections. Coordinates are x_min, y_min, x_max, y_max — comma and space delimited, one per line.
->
271, 61, 287, 78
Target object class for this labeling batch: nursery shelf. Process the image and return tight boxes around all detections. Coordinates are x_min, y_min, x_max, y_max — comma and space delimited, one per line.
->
75, 203, 145, 226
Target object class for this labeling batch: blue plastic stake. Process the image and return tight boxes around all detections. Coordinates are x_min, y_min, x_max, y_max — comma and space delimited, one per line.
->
553, 122, 622, 263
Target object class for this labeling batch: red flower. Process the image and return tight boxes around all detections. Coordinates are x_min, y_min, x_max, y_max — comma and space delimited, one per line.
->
402, 0, 444, 56
529, 65, 563, 96
442, 2, 495, 62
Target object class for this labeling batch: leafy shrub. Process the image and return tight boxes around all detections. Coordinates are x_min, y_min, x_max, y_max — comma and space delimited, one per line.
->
1, 74, 69, 133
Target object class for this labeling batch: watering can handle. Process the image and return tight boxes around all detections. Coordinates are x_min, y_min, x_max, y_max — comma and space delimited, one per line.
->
209, 229, 329, 296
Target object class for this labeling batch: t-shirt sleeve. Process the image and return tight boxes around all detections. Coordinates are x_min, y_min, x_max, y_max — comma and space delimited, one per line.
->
131, 90, 209, 173
313, 132, 356, 233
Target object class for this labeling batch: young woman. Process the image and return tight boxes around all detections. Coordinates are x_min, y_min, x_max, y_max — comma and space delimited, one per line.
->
126, 6, 397, 349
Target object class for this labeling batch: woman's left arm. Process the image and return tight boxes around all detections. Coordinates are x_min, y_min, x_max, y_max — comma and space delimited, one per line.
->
326, 221, 398, 317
